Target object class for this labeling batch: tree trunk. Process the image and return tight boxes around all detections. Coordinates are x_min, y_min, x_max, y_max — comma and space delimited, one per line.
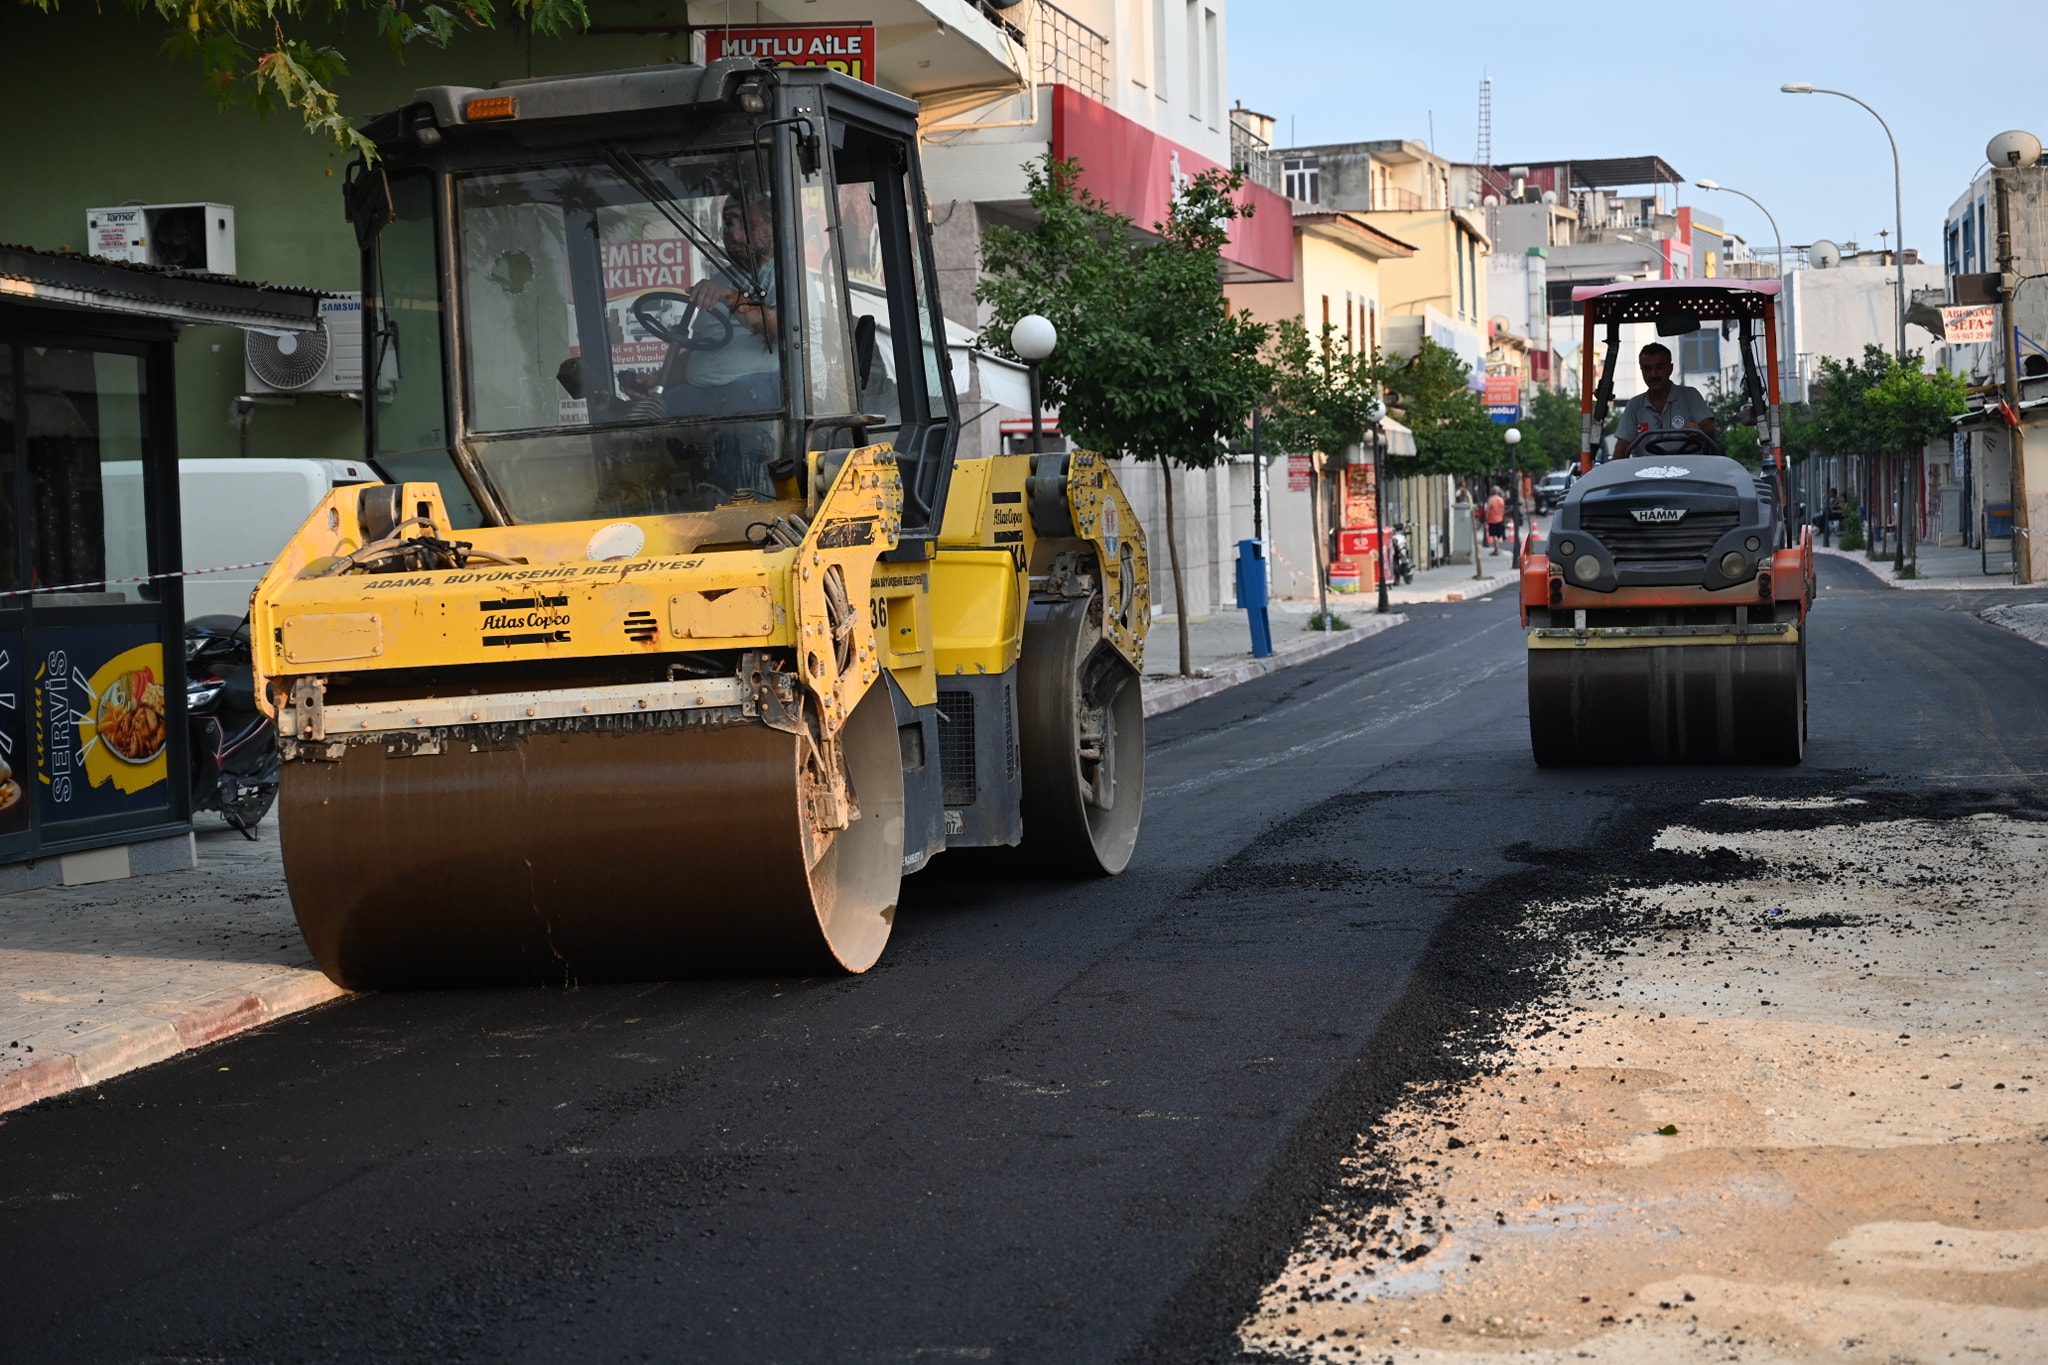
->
1161, 460, 1192, 676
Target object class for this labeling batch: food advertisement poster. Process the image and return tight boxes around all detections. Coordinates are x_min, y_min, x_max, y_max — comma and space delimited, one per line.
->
32, 627, 171, 829
1342, 463, 1377, 529
0, 631, 27, 842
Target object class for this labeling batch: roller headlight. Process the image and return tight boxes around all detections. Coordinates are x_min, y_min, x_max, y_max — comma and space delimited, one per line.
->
1557, 539, 1576, 557
1572, 554, 1600, 582
1745, 536, 1760, 552
1720, 551, 1748, 577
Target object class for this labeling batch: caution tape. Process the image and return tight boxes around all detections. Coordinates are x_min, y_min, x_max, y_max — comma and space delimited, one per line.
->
0, 560, 276, 602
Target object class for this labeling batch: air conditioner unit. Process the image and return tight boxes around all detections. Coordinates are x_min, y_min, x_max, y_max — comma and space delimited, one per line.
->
245, 295, 364, 397
86, 203, 236, 274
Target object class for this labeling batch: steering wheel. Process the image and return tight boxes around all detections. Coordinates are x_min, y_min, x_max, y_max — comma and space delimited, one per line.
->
631, 290, 734, 351
1630, 428, 1722, 459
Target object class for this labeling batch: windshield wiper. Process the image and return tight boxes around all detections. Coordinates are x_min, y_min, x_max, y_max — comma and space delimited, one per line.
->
600, 145, 765, 301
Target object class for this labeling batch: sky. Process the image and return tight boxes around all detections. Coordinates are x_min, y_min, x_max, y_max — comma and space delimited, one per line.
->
1226, 0, 2041, 267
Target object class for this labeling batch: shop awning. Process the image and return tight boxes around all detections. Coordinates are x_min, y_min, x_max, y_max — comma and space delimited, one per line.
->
1380, 416, 1417, 457
0, 243, 322, 331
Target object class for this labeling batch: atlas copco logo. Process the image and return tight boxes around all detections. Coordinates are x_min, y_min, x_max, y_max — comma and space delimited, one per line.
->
1630, 507, 1688, 524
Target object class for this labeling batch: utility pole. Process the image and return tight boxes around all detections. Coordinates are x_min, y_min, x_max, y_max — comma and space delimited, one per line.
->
1996, 167, 2032, 583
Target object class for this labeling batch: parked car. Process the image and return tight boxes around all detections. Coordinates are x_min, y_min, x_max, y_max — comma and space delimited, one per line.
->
1534, 468, 1574, 512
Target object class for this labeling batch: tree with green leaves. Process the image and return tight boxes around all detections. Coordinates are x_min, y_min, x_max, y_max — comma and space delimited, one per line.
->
1703, 375, 1763, 470
1803, 345, 1966, 567
1519, 384, 1585, 474
979, 156, 1270, 677
1366, 340, 1499, 480
22, 0, 589, 154
1263, 318, 1381, 630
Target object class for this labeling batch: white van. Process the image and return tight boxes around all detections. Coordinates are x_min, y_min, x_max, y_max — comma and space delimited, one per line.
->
103, 459, 381, 620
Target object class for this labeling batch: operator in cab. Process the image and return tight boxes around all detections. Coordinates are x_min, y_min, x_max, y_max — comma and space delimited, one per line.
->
1611, 342, 1716, 458
665, 192, 782, 417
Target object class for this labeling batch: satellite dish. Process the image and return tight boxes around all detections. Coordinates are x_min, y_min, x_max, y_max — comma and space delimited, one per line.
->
1483, 194, 1500, 207
1988, 130, 2042, 169
1541, 190, 1558, 205
1490, 315, 1510, 337
1810, 239, 1842, 270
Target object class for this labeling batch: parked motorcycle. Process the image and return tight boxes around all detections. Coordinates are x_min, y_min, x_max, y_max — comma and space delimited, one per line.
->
1389, 525, 1416, 586
185, 615, 279, 838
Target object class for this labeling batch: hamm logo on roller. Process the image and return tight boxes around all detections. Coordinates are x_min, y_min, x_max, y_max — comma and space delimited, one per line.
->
1630, 507, 1688, 524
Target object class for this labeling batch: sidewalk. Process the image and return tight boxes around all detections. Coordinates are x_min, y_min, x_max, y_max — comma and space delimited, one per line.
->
1140, 555, 1519, 715
1, 820, 342, 1115
1815, 539, 2030, 590
1, 559, 1520, 1116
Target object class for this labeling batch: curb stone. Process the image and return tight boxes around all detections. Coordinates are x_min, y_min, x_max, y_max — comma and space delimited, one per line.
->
0, 968, 346, 1115
1142, 614, 1405, 717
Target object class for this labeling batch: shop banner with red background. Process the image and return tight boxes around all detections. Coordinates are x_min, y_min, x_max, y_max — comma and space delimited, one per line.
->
1050, 86, 1293, 283
703, 24, 876, 84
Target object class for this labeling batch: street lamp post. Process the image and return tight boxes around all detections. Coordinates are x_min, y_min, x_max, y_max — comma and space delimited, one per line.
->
1696, 177, 1792, 490
1504, 426, 1524, 569
1369, 399, 1391, 614
1010, 314, 1057, 454
1782, 82, 1911, 572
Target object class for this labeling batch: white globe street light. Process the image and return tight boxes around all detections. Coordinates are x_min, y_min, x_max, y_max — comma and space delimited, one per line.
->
1010, 314, 1057, 361
1503, 427, 1522, 447
1010, 315, 1058, 452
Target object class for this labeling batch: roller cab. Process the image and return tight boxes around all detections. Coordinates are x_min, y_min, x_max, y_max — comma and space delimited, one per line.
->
1525, 280, 1813, 766
251, 64, 1149, 988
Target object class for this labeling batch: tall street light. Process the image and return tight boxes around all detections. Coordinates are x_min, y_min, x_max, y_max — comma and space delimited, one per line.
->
1693, 179, 1783, 284
1780, 83, 1906, 359
1783, 82, 1910, 572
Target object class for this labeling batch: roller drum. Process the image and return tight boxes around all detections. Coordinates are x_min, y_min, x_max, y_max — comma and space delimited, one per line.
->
1528, 640, 1804, 767
281, 690, 905, 988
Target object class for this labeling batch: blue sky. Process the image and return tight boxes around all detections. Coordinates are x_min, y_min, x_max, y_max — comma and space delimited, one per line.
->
1226, 0, 2039, 264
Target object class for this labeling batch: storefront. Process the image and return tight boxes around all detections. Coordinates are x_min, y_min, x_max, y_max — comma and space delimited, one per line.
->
0, 246, 319, 888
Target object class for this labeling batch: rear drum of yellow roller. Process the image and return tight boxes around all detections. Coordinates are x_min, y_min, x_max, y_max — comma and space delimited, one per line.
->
281, 688, 905, 989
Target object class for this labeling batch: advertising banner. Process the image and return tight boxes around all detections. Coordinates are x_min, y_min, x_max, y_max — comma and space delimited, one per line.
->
1342, 463, 1377, 529
0, 632, 27, 845
1942, 304, 1997, 346
32, 626, 172, 830
1286, 454, 1312, 493
703, 24, 876, 84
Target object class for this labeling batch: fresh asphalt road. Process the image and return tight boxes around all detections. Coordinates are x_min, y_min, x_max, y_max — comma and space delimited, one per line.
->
5, 558, 2047, 1364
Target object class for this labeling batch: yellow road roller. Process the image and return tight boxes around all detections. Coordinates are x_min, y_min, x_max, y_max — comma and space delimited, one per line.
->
249, 62, 1149, 987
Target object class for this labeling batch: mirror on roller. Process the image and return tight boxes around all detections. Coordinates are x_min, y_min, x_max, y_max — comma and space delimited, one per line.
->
1655, 309, 1702, 337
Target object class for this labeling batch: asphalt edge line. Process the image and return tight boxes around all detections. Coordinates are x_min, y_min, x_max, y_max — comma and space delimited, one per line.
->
0, 969, 347, 1115
1142, 614, 1407, 718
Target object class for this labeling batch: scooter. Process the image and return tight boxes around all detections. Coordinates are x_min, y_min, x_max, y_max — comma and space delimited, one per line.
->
1389, 525, 1415, 586
185, 615, 280, 838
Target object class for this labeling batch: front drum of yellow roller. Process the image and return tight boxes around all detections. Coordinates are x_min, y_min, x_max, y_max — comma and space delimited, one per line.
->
279, 687, 905, 988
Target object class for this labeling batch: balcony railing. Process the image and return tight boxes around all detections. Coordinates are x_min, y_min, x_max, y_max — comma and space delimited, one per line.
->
1231, 121, 1282, 195
1372, 186, 1424, 212
1037, 3, 1110, 104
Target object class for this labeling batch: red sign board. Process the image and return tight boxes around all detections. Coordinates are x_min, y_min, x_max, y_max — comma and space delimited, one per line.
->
703, 24, 876, 84
1484, 375, 1521, 407
1286, 454, 1312, 492
1050, 85, 1293, 283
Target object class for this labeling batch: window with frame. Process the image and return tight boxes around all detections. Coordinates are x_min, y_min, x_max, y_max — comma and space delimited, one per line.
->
1283, 158, 1320, 204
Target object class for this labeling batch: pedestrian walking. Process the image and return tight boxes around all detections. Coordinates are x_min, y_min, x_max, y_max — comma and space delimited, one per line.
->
1485, 486, 1507, 556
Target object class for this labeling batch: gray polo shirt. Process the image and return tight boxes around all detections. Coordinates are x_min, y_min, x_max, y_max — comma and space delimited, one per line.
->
1616, 383, 1713, 448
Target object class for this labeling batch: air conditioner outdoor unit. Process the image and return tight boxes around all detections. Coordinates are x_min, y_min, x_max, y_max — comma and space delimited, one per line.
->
245, 295, 364, 397
86, 203, 237, 274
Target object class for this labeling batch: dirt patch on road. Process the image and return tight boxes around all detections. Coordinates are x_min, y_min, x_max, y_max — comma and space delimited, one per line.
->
1241, 800, 2048, 1362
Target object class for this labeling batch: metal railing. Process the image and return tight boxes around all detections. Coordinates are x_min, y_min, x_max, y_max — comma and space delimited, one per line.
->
1373, 186, 1424, 212
1036, 2, 1110, 104
1231, 120, 1282, 195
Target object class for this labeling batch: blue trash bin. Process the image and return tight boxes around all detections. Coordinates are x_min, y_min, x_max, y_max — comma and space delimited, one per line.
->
1235, 538, 1274, 659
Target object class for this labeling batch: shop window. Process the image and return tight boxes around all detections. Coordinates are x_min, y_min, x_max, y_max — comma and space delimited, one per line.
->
24, 347, 154, 605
